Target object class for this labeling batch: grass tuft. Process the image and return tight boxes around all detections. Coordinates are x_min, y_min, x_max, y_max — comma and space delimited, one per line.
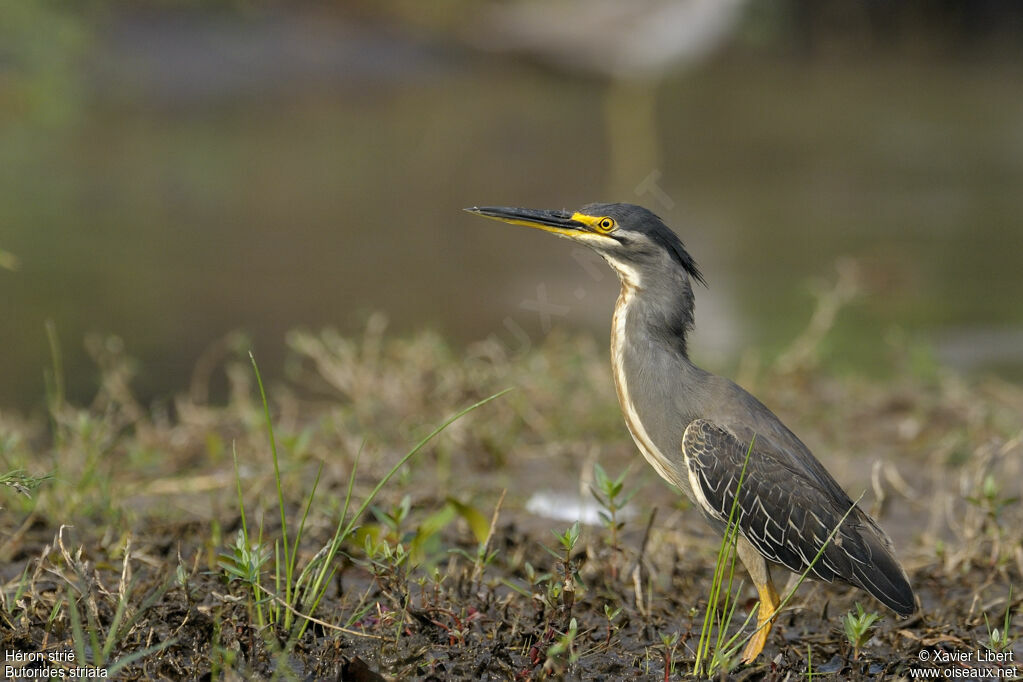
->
693, 437, 755, 676
222, 350, 512, 649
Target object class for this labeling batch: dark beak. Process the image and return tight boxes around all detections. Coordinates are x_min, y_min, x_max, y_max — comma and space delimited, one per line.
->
464, 206, 587, 236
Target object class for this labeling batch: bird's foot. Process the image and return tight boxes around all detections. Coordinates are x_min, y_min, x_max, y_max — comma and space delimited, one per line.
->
740, 625, 769, 664
740, 581, 780, 664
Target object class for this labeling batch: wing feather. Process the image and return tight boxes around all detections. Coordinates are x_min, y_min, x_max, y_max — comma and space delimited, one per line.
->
681, 418, 916, 615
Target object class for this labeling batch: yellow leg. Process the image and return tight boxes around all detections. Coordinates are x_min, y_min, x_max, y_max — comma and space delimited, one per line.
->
735, 537, 781, 664
740, 578, 780, 664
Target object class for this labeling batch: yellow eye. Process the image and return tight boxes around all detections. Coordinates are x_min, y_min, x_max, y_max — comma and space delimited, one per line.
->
597, 217, 616, 232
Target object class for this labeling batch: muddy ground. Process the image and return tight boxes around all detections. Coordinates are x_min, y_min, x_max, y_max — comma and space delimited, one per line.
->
1, 326, 1021, 680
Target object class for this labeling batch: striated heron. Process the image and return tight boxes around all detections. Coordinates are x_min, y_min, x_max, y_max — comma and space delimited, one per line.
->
466, 202, 915, 663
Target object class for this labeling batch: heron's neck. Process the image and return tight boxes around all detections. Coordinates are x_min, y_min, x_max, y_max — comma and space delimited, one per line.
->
609, 269, 706, 465
615, 269, 696, 361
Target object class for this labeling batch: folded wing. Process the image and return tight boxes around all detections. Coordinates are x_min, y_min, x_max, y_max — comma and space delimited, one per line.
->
682, 418, 916, 616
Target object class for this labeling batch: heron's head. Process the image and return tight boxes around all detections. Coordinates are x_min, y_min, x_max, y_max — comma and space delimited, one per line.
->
465, 202, 704, 289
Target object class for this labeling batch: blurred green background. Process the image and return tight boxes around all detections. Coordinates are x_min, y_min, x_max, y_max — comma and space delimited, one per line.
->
3, 1, 1023, 410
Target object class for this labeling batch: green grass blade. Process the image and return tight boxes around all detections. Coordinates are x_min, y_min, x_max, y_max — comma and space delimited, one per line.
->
694, 436, 754, 676
232, 441, 249, 542
250, 351, 292, 613
339, 389, 512, 541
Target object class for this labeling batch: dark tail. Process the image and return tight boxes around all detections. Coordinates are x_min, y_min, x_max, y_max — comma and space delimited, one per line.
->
849, 518, 916, 616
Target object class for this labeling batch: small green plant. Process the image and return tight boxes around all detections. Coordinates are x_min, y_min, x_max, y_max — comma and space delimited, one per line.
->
590, 462, 636, 578
363, 534, 411, 594
659, 630, 680, 682
360, 494, 489, 568
983, 587, 1015, 654
843, 602, 881, 659
543, 616, 580, 675
218, 528, 273, 595
966, 474, 1019, 521
174, 562, 188, 592
550, 521, 581, 563
174, 548, 196, 610
545, 521, 582, 613
369, 494, 413, 543
361, 535, 414, 642
966, 475, 1019, 565
603, 603, 622, 647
